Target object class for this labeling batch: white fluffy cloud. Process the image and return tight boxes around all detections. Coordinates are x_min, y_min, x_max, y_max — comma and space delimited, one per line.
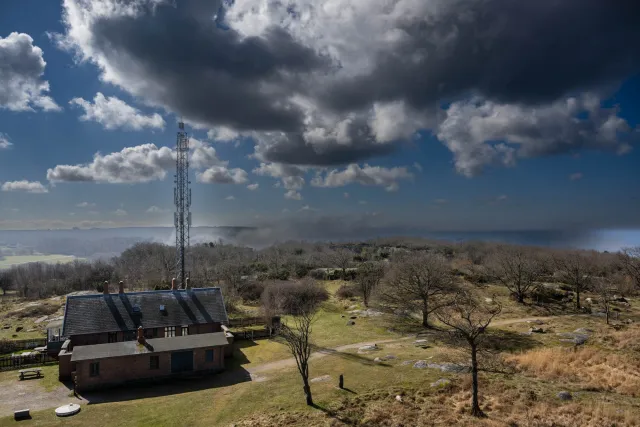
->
0, 133, 13, 150
70, 92, 165, 130
1, 180, 49, 193
0, 32, 60, 112
47, 143, 175, 183
285, 190, 303, 200
437, 95, 635, 177
76, 201, 96, 208
311, 164, 413, 191
247, 183, 259, 191
146, 206, 168, 213
196, 166, 248, 184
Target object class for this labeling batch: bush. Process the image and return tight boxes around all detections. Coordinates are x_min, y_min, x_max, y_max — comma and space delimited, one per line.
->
531, 286, 566, 304
309, 269, 327, 280
262, 280, 329, 315
335, 284, 358, 299
267, 269, 290, 281
0, 339, 17, 354
238, 281, 265, 302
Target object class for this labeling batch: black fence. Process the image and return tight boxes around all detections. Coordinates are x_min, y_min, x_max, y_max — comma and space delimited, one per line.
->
0, 352, 58, 371
232, 329, 274, 341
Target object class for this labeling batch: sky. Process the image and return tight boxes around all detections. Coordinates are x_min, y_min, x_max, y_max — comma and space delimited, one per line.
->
0, 0, 639, 234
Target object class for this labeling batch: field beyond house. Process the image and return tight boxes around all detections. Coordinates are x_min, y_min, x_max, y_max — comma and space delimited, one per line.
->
1, 278, 640, 426
0, 254, 77, 270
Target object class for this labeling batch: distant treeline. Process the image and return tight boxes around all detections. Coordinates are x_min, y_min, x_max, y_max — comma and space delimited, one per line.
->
0, 238, 638, 303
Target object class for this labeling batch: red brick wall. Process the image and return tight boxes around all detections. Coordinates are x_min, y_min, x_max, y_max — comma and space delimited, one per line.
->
75, 344, 225, 391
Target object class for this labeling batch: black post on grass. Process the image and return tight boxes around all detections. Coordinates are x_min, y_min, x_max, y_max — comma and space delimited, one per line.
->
339, 374, 344, 389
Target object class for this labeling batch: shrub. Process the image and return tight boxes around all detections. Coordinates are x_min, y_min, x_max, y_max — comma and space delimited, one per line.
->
336, 284, 358, 299
238, 281, 265, 302
309, 269, 327, 280
262, 280, 329, 315
267, 269, 290, 281
0, 339, 17, 354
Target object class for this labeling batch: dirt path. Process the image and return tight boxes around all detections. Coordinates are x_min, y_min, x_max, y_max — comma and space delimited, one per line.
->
247, 336, 413, 375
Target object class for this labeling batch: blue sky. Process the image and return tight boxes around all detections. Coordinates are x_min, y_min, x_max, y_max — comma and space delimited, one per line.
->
0, 0, 638, 232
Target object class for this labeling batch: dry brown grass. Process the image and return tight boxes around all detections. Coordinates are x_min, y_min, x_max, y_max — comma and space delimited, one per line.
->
507, 345, 640, 396
233, 380, 640, 427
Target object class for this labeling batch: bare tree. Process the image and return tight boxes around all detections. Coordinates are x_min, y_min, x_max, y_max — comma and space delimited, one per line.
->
554, 251, 595, 310
619, 247, 640, 289
382, 252, 454, 327
0, 271, 12, 295
435, 291, 502, 418
488, 247, 543, 304
356, 261, 385, 308
328, 249, 353, 280
278, 308, 316, 406
592, 277, 617, 325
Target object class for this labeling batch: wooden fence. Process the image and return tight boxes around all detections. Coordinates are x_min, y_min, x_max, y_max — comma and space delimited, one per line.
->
0, 352, 58, 371
232, 328, 276, 341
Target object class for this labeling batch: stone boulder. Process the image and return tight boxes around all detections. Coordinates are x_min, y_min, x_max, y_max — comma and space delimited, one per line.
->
529, 327, 544, 333
557, 391, 572, 401
413, 360, 428, 369
346, 321, 356, 326
430, 378, 451, 388
358, 344, 379, 352
310, 375, 331, 383
427, 363, 470, 373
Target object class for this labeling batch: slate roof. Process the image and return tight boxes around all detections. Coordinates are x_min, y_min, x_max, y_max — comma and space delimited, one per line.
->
71, 332, 229, 362
62, 288, 228, 336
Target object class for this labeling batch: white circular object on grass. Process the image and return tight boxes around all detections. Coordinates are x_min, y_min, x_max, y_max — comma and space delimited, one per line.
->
55, 403, 81, 417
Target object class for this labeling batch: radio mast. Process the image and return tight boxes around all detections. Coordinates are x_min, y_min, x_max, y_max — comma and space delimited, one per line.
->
174, 120, 191, 289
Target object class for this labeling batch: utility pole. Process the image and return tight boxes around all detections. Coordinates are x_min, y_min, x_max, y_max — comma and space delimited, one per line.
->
174, 121, 191, 289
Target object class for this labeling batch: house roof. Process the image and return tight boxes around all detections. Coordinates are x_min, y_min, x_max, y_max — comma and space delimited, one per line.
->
70, 332, 229, 362
62, 288, 228, 336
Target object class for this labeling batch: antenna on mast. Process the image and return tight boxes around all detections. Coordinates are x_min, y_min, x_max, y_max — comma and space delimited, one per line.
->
174, 118, 191, 289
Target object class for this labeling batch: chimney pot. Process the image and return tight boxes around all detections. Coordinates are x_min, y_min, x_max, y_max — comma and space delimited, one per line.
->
171, 278, 176, 291
103, 281, 109, 295
186, 277, 190, 289
118, 281, 124, 294
137, 326, 145, 344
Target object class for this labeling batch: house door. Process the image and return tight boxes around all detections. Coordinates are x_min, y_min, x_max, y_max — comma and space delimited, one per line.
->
171, 351, 194, 373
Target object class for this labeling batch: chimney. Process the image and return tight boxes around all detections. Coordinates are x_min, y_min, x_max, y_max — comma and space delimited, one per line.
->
103, 281, 109, 295
185, 277, 190, 289
118, 281, 125, 294
171, 278, 176, 291
137, 326, 145, 344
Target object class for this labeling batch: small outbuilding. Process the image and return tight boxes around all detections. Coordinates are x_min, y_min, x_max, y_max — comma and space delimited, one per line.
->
71, 331, 228, 391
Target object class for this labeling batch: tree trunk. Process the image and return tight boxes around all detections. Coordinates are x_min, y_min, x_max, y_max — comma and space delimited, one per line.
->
470, 344, 485, 418
516, 292, 524, 304
422, 304, 430, 328
303, 380, 313, 406
605, 304, 610, 325
575, 285, 581, 310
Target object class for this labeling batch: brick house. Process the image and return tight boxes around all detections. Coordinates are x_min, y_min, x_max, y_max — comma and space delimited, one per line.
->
58, 281, 233, 391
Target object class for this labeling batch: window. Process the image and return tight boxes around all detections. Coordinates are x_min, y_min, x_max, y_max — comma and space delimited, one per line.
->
181, 326, 189, 336
205, 349, 214, 362
89, 362, 100, 377
165, 326, 176, 338
153, 328, 159, 338
149, 356, 159, 370
108, 332, 117, 343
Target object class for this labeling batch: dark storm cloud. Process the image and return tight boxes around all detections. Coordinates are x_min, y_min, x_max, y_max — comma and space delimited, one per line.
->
77, 0, 327, 132
322, 0, 640, 112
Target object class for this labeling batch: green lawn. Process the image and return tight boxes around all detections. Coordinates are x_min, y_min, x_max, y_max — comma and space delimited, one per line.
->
0, 255, 77, 270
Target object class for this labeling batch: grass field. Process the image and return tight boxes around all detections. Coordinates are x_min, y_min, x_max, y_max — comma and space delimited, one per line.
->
1, 280, 640, 426
0, 255, 77, 270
